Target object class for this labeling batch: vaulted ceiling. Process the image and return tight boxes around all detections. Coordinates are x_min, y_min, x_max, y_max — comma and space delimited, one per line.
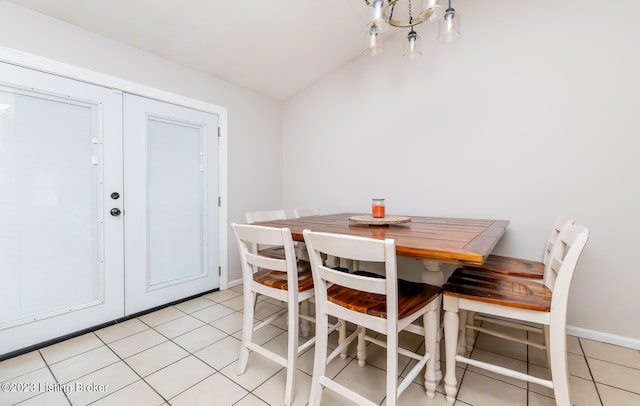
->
8, 0, 378, 101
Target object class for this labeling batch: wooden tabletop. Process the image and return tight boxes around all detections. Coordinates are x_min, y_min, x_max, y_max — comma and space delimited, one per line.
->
253, 213, 509, 266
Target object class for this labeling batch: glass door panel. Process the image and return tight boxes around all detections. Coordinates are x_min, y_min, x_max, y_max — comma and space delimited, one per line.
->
148, 118, 204, 286
0, 90, 99, 321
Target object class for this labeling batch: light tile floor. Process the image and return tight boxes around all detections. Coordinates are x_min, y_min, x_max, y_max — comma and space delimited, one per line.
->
1, 286, 640, 405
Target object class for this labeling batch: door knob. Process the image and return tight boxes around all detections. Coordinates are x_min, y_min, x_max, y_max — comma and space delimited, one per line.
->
110, 208, 121, 216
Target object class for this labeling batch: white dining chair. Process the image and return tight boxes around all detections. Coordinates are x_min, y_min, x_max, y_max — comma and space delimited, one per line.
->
232, 223, 316, 406
245, 209, 287, 223
442, 223, 589, 405
244, 209, 315, 338
462, 216, 574, 354
293, 207, 320, 218
304, 230, 442, 406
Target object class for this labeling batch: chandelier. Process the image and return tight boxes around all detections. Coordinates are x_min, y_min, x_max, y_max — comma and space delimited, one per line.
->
362, 0, 461, 60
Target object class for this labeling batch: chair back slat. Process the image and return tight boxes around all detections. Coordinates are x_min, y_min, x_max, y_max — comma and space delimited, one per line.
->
543, 224, 589, 295
244, 252, 288, 273
236, 223, 293, 246
317, 264, 387, 295
542, 216, 574, 265
304, 230, 389, 263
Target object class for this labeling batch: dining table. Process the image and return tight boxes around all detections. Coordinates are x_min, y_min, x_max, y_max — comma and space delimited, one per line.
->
253, 212, 509, 388
253, 212, 510, 286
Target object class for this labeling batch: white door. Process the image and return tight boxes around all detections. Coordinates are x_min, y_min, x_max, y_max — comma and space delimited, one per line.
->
0, 62, 124, 355
124, 94, 219, 314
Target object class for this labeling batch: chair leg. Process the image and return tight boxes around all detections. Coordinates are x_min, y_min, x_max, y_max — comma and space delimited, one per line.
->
458, 309, 468, 355
300, 300, 311, 338
432, 322, 442, 384
549, 323, 571, 405
386, 331, 399, 406
544, 324, 551, 367
425, 309, 438, 399
356, 326, 367, 367
309, 314, 329, 406
444, 309, 459, 404
465, 311, 477, 353
237, 290, 256, 375
284, 295, 299, 406
339, 319, 348, 359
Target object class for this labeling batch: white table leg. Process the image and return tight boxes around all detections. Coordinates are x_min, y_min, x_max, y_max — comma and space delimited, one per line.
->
420, 260, 460, 286
421, 260, 458, 384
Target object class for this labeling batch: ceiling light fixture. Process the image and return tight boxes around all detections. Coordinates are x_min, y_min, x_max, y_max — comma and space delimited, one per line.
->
362, 0, 461, 60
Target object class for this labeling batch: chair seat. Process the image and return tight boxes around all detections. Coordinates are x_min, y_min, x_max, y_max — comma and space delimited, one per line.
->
254, 264, 314, 292
327, 271, 441, 319
443, 268, 551, 312
469, 255, 545, 279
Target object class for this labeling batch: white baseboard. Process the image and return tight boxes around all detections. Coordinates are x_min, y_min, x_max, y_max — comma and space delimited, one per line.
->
567, 325, 640, 350
227, 278, 243, 288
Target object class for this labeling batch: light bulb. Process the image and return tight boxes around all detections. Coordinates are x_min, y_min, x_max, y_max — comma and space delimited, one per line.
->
438, 7, 461, 43
403, 29, 422, 60
363, 23, 384, 56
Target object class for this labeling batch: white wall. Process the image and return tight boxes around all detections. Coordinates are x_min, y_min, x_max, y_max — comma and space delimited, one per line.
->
0, 0, 283, 283
283, 0, 640, 344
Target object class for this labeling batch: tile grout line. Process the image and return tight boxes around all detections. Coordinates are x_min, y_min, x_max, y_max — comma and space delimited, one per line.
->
135, 306, 225, 404
87, 328, 169, 405
36, 350, 72, 406
578, 337, 605, 406
41, 334, 123, 403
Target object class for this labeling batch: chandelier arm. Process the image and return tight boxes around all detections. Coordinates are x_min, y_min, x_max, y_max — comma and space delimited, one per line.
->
387, 0, 429, 28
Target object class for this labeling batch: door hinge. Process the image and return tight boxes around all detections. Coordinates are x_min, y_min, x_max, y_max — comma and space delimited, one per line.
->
218, 196, 221, 207
217, 127, 221, 138
218, 266, 222, 276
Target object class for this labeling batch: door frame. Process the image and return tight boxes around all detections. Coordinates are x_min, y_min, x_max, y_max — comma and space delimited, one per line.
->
0, 46, 230, 290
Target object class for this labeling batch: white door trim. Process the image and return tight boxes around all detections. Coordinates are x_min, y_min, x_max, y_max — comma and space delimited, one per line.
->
0, 46, 230, 290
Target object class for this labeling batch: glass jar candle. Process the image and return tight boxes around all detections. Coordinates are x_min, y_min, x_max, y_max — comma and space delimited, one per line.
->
372, 198, 385, 218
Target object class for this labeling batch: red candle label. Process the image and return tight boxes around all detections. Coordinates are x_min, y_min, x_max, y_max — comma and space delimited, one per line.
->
372, 204, 385, 218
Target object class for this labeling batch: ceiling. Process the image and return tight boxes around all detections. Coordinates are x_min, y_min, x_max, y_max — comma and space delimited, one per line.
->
8, 0, 377, 101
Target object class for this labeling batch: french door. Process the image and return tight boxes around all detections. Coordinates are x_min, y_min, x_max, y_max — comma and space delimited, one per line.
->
0, 62, 124, 355
0, 63, 220, 357
123, 94, 219, 314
